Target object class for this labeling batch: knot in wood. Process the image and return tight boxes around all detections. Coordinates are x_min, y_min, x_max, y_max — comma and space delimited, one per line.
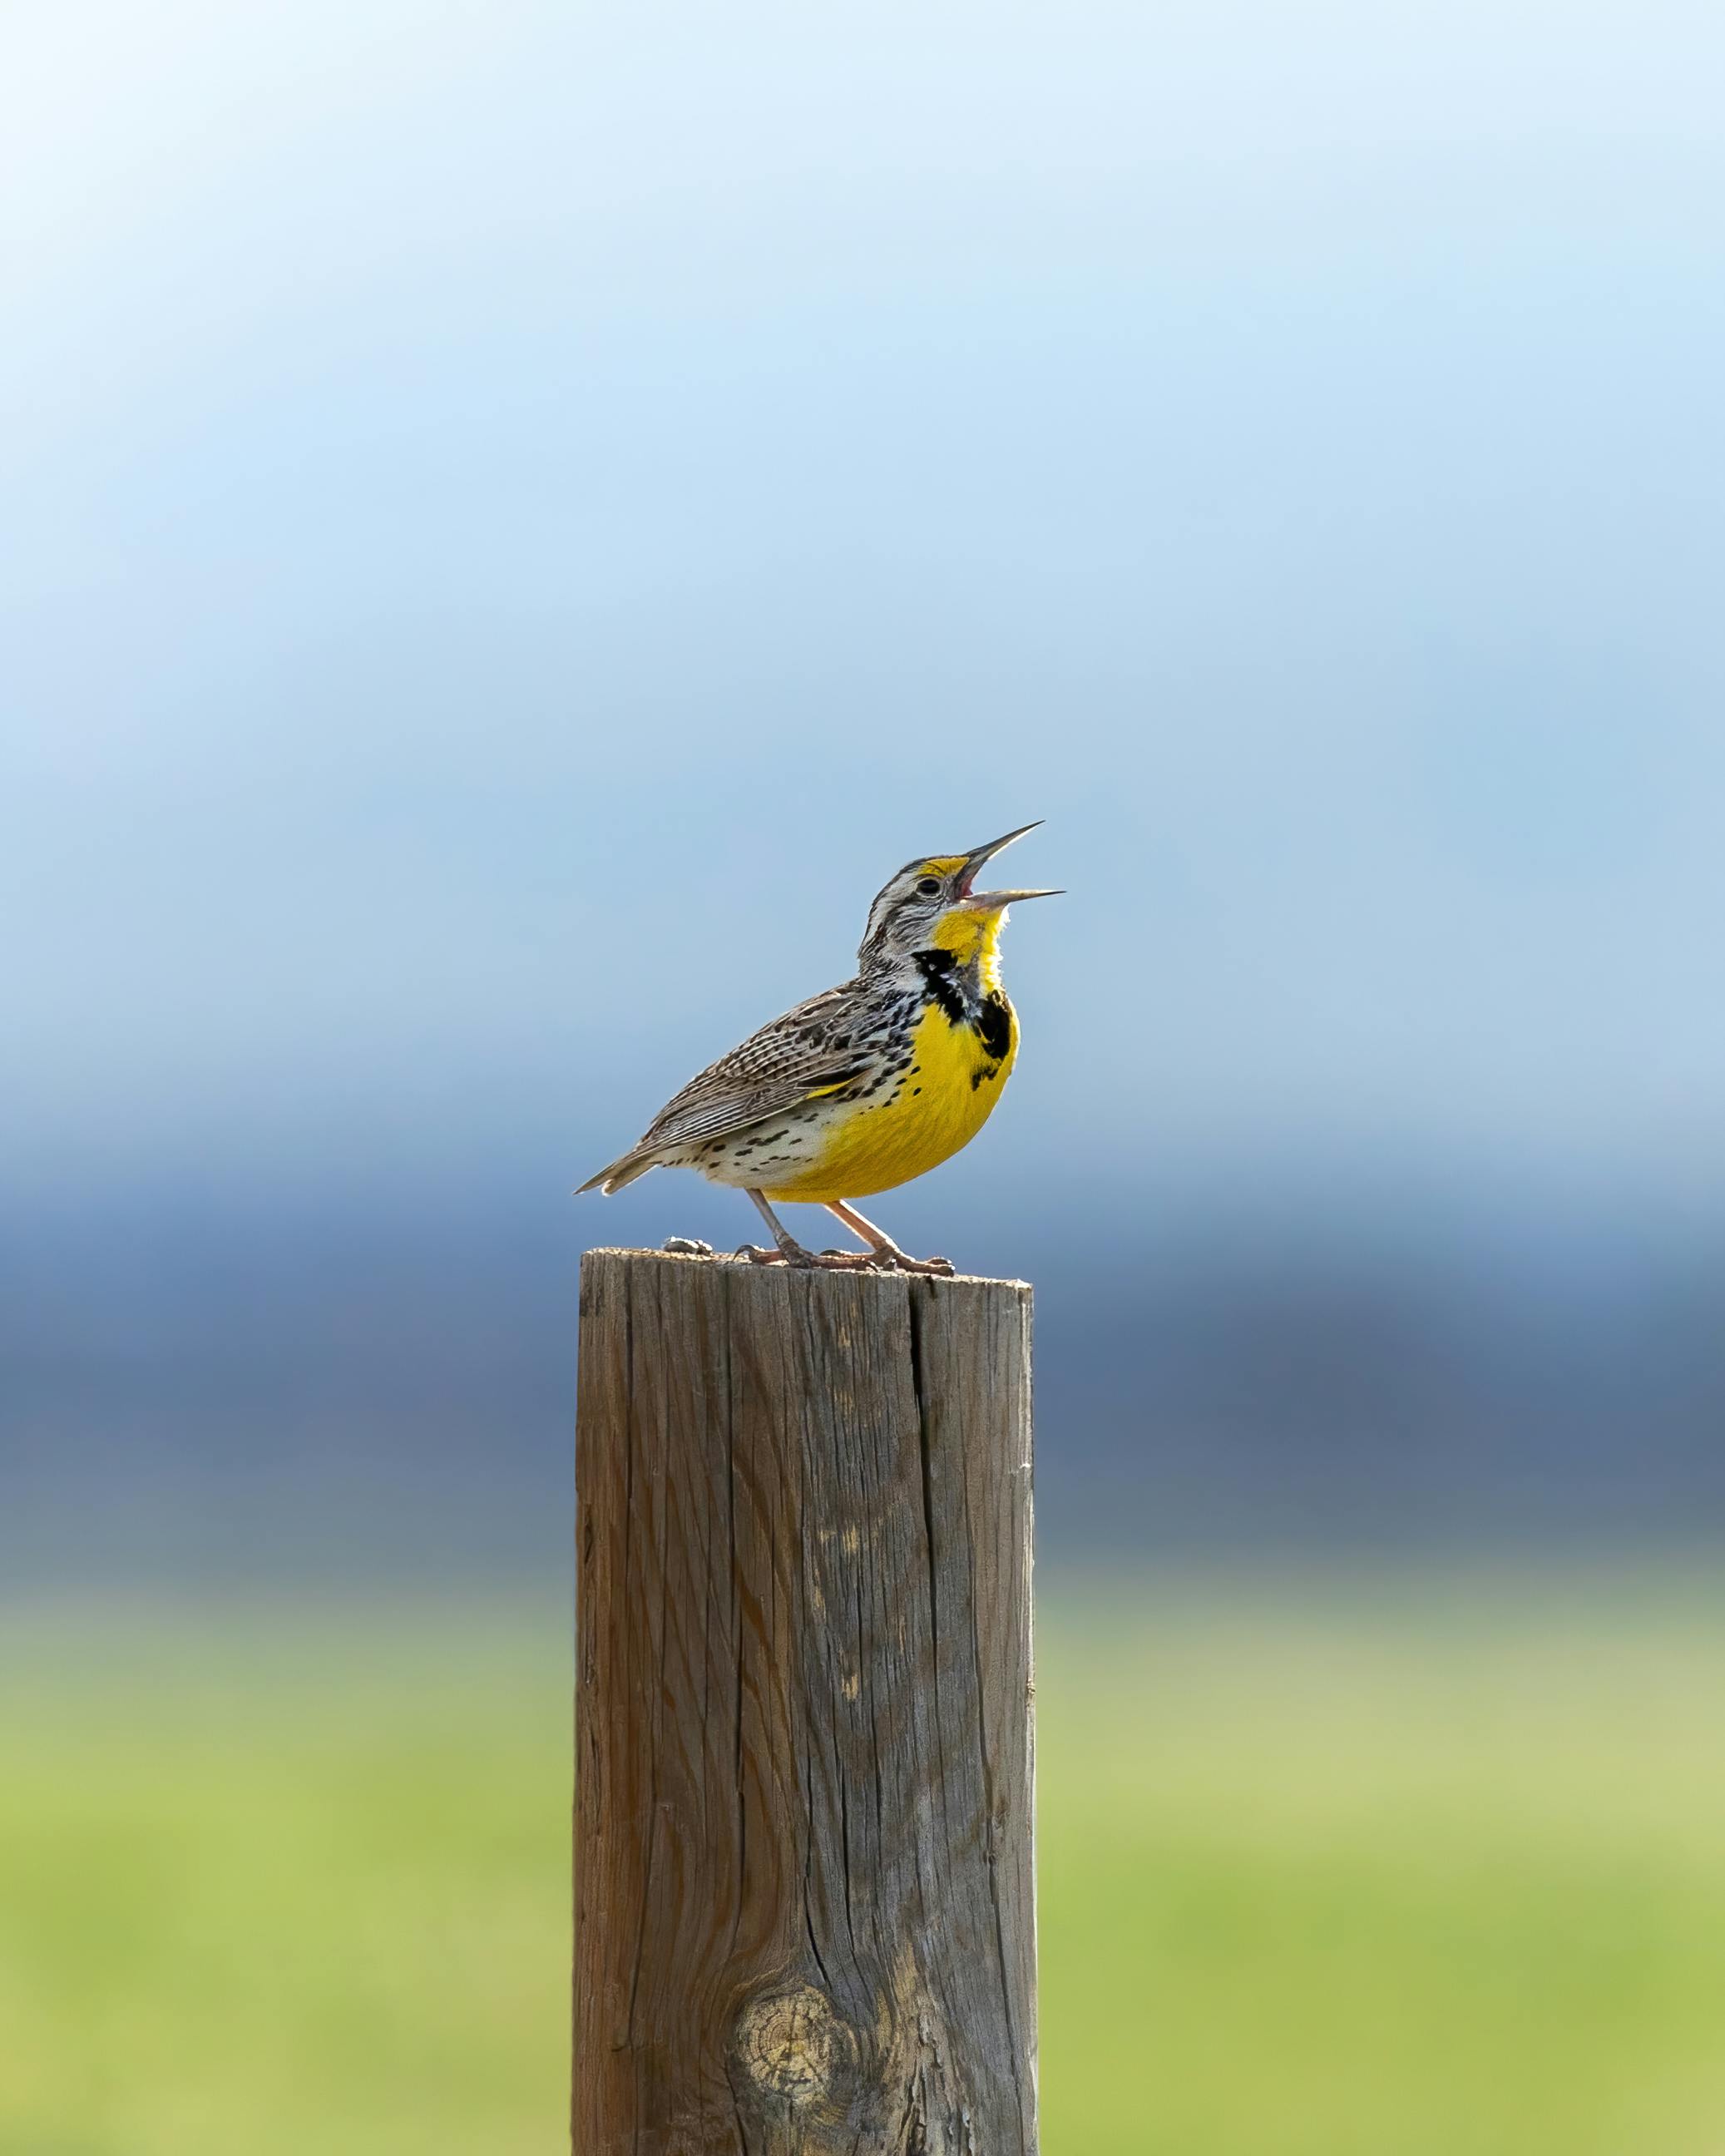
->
734, 1983, 847, 2102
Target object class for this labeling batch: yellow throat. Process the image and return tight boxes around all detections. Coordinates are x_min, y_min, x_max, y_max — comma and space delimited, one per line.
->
924, 894, 1007, 984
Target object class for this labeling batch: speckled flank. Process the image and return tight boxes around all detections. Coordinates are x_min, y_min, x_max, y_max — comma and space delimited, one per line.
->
729, 996, 1016, 1201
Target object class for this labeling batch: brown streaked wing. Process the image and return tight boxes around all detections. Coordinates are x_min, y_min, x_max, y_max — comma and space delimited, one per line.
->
629, 984, 882, 1160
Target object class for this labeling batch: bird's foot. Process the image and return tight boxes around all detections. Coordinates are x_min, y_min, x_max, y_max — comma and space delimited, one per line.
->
847, 1242, 956, 1276
735, 1242, 885, 1271
662, 1236, 714, 1257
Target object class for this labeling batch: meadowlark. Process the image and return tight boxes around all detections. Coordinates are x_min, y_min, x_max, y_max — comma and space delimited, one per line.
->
577, 823, 1058, 1273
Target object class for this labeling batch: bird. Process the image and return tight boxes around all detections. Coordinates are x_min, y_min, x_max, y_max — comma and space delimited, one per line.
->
577, 823, 1059, 1273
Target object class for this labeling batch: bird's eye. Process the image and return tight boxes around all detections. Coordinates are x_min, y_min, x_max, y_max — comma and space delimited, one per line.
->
916, 876, 942, 897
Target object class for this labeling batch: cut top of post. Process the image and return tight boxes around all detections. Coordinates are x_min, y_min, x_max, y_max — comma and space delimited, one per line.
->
582, 1245, 1031, 1288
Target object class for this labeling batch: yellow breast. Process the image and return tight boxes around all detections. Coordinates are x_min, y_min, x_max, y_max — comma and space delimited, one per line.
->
763, 996, 1017, 1203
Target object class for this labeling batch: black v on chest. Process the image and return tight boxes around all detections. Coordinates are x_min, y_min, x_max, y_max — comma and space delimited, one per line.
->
913, 947, 1014, 1062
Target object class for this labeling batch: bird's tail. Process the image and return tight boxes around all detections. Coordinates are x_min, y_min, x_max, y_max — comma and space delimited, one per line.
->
574, 1147, 660, 1196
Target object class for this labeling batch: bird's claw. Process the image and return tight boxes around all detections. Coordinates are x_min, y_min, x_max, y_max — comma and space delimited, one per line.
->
857, 1248, 956, 1276
738, 1243, 828, 1269
735, 1241, 951, 1275
663, 1237, 714, 1257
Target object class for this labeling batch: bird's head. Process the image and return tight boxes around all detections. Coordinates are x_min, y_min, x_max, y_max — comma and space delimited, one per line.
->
858, 823, 1060, 973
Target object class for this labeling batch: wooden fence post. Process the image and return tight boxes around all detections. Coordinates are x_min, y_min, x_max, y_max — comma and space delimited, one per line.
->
574, 1248, 1037, 2154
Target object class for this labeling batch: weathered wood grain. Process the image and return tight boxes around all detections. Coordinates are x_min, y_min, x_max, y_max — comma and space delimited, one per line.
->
575, 1249, 1037, 2155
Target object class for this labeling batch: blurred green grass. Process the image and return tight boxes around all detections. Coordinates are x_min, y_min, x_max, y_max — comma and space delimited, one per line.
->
4, 1572, 1725, 2154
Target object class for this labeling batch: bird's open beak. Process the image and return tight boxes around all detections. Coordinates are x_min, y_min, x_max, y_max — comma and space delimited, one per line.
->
956, 821, 1063, 911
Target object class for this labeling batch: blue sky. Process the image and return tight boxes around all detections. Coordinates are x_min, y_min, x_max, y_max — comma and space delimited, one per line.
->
6, 0, 1725, 1232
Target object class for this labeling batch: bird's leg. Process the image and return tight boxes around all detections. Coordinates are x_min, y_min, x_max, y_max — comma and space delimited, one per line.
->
739, 1190, 877, 1269
738, 1190, 811, 1264
824, 1199, 956, 1277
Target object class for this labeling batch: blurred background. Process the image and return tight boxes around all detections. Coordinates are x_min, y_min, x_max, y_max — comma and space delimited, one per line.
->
5, 0, 1725, 2149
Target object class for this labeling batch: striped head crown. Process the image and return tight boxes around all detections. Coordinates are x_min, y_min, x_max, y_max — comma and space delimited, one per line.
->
857, 823, 1058, 969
